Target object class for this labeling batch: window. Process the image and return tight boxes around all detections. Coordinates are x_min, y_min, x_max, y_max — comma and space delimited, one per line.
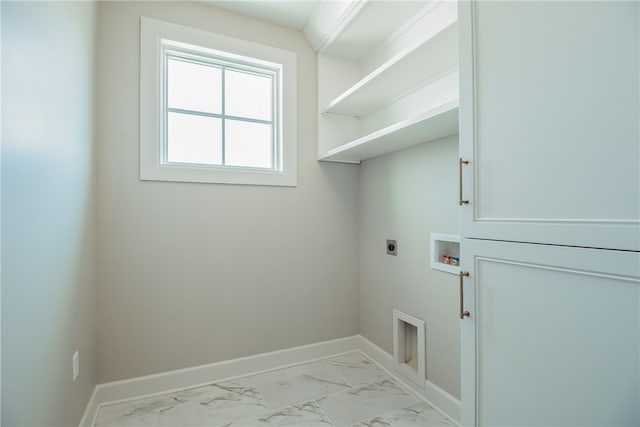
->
163, 44, 278, 169
140, 17, 297, 186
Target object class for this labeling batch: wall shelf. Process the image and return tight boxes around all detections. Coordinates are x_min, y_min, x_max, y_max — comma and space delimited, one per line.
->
430, 233, 460, 275
318, 99, 458, 163
319, 1, 428, 60
323, 22, 457, 118
315, 0, 459, 163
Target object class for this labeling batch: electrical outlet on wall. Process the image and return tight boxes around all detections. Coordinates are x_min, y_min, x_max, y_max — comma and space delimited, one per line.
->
386, 239, 397, 256
72, 351, 79, 381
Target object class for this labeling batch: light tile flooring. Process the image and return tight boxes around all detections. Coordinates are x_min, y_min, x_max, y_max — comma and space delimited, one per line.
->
94, 351, 456, 427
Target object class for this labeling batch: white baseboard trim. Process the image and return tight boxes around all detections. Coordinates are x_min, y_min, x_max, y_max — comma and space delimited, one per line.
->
79, 334, 460, 426
79, 335, 360, 426
79, 386, 99, 427
355, 335, 461, 424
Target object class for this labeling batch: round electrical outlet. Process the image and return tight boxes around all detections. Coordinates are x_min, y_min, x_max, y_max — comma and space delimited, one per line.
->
386, 240, 397, 256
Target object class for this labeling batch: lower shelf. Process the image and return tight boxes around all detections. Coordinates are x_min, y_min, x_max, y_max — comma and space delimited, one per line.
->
318, 99, 459, 164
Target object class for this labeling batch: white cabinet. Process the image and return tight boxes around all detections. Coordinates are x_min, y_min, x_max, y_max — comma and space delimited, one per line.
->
460, 238, 640, 426
458, 0, 640, 251
314, 0, 459, 163
459, 1, 640, 425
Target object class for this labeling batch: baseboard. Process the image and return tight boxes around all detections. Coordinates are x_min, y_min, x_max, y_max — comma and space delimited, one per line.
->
355, 335, 461, 424
79, 335, 360, 426
79, 334, 460, 426
79, 386, 99, 427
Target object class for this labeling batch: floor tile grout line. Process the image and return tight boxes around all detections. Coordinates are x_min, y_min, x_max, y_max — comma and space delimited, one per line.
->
341, 385, 418, 426
297, 370, 397, 404
308, 399, 337, 427
209, 398, 273, 427
233, 365, 355, 414
354, 351, 451, 413
324, 353, 395, 392
244, 355, 396, 413
380, 414, 395, 426
232, 397, 338, 427
190, 361, 391, 423
350, 413, 393, 427
330, 364, 356, 390
312, 377, 420, 427
250, 394, 332, 418
344, 352, 450, 426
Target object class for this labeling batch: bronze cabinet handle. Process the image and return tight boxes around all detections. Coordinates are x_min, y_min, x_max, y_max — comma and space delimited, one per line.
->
460, 271, 470, 319
459, 158, 470, 206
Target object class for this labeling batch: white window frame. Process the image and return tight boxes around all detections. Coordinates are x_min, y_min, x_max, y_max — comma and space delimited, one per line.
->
163, 47, 280, 169
140, 17, 297, 186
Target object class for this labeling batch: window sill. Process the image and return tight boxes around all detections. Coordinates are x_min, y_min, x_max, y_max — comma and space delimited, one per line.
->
139, 162, 297, 187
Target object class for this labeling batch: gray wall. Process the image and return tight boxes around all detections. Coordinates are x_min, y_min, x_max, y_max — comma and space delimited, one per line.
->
1, 2, 98, 425
358, 135, 461, 399
0, 4, 459, 423
95, 1, 359, 383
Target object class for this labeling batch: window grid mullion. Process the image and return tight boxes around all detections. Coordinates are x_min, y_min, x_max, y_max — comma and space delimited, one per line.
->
163, 52, 168, 165
221, 67, 226, 166
271, 75, 276, 170
163, 46, 278, 171
165, 108, 272, 125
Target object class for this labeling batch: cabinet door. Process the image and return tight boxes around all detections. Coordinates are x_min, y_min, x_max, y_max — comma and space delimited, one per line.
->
458, 0, 640, 251
460, 238, 640, 426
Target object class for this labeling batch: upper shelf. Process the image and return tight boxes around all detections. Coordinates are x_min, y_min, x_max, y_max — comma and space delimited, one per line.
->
318, 99, 459, 163
315, 0, 460, 163
304, 0, 430, 56
320, 1, 429, 60
322, 10, 458, 118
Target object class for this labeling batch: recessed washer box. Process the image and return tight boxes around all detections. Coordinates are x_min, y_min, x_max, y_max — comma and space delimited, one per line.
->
430, 233, 460, 274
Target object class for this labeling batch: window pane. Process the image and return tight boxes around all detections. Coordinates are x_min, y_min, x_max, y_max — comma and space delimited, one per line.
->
225, 120, 272, 168
167, 112, 222, 165
168, 58, 221, 114
225, 70, 272, 121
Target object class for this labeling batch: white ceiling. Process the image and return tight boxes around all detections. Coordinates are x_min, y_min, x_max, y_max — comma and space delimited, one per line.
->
201, 1, 322, 31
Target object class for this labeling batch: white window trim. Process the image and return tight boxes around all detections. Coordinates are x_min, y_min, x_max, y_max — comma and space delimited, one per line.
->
140, 17, 297, 186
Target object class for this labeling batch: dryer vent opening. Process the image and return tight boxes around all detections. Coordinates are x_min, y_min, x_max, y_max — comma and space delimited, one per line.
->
403, 321, 418, 371
393, 309, 426, 388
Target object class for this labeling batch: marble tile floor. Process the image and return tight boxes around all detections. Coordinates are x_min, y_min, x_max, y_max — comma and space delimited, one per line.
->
94, 351, 456, 427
